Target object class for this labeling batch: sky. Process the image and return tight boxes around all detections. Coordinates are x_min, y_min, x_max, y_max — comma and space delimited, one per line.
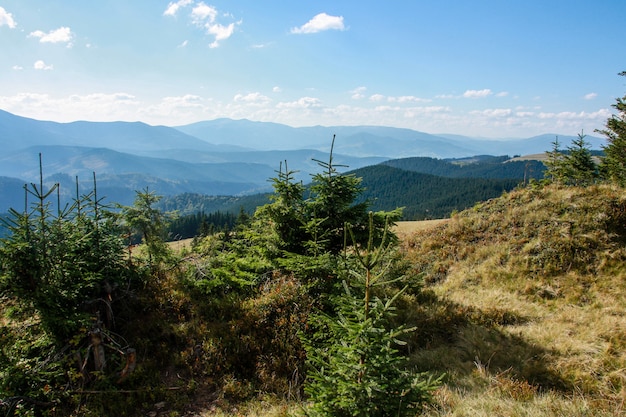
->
0, 1, 625, 138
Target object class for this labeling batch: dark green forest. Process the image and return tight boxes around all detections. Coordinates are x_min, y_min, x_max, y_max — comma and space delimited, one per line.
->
157, 155, 539, 238
0, 154, 543, 240
381, 155, 546, 179
351, 165, 522, 219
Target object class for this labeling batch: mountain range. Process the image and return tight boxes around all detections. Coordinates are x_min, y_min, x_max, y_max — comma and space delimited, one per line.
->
0, 109, 606, 213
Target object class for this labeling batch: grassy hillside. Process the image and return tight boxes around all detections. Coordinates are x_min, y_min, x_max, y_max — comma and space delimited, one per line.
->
402, 184, 626, 416
158, 183, 626, 416
2, 181, 624, 416
172, 183, 626, 416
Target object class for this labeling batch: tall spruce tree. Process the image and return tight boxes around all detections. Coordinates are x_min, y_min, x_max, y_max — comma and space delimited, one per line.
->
598, 71, 626, 186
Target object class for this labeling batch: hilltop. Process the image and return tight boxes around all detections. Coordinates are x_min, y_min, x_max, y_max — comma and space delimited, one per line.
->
403, 184, 626, 416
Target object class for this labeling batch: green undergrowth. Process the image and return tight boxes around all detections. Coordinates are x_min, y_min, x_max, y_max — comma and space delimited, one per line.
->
3, 176, 626, 416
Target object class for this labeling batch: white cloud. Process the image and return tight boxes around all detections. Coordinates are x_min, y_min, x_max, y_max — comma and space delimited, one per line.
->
402, 106, 451, 116
584, 92, 598, 100
163, 0, 193, 16
364, 93, 430, 103
496, 91, 509, 97
471, 108, 512, 117
277, 97, 322, 109
272, 86, 282, 93
463, 89, 492, 98
233, 92, 271, 106
0, 6, 17, 28
171, 2, 239, 48
33, 60, 53, 70
388, 95, 431, 103
537, 109, 611, 120
0, 92, 143, 123
206, 22, 236, 48
69, 92, 136, 103
351, 86, 367, 100
12, 65, 23, 70
178, 40, 189, 48
191, 3, 218, 24
29, 27, 73, 45
291, 13, 345, 34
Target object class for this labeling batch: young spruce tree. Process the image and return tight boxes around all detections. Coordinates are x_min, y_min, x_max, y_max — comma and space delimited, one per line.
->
302, 213, 440, 417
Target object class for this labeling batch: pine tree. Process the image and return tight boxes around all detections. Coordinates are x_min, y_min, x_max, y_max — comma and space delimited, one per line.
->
543, 133, 597, 186
119, 187, 172, 269
0, 165, 129, 342
544, 136, 568, 184
566, 132, 598, 186
306, 135, 376, 254
302, 214, 440, 416
598, 71, 626, 186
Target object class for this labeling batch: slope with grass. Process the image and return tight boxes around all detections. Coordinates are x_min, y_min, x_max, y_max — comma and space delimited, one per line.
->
401, 184, 626, 416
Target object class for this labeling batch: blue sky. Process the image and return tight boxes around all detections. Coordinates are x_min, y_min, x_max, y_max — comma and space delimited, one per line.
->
0, 1, 624, 138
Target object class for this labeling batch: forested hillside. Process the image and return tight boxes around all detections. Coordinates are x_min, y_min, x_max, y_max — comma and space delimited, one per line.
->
352, 164, 522, 219
381, 155, 546, 179
158, 155, 533, 236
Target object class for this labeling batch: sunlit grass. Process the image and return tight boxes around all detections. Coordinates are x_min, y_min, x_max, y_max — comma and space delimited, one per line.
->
402, 184, 626, 416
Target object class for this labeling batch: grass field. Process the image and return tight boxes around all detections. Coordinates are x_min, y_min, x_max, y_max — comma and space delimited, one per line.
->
394, 219, 449, 237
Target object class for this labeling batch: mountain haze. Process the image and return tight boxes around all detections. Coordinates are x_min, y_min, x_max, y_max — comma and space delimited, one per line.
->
0, 110, 216, 153
0, 109, 604, 214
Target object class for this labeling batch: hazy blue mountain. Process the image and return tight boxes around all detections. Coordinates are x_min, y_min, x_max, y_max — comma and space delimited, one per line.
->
0, 145, 277, 212
135, 148, 388, 182
174, 118, 606, 158
0, 176, 27, 213
1, 109, 606, 160
0, 109, 219, 153
0, 172, 270, 214
0, 109, 608, 215
174, 118, 311, 150
174, 119, 478, 157
441, 133, 607, 157
0, 145, 276, 185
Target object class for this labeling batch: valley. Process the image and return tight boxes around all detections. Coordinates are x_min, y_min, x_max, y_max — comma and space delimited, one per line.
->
0, 109, 585, 220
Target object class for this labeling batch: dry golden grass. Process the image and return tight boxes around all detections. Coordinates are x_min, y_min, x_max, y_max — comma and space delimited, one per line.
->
200, 400, 296, 417
173, 186, 626, 416
394, 219, 449, 238
403, 184, 626, 416
168, 237, 194, 252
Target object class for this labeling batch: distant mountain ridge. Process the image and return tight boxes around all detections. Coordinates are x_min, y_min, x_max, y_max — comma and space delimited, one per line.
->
0, 109, 605, 214
1, 109, 606, 159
